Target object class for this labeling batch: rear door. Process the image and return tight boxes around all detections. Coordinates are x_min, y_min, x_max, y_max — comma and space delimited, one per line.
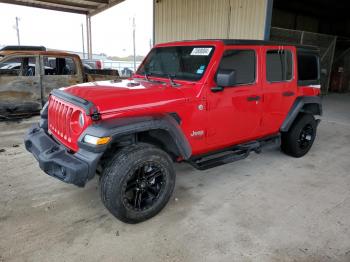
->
260, 46, 297, 135
207, 47, 262, 147
40, 55, 83, 102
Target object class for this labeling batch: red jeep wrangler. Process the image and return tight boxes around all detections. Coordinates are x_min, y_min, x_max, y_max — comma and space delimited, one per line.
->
25, 40, 322, 223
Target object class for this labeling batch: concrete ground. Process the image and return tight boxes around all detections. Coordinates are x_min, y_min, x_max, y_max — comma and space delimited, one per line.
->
0, 93, 350, 262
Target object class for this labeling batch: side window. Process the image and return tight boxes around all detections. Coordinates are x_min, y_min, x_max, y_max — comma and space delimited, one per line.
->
218, 50, 256, 85
266, 50, 293, 82
297, 52, 319, 82
0, 56, 36, 76
43, 57, 77, 76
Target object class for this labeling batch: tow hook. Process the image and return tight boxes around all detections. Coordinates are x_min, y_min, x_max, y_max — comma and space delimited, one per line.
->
47, 145, 59, 154
30, 127, 40, 134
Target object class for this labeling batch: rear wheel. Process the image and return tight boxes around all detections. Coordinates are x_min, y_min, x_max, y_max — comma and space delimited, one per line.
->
281, 114, 317, 157
100, 143, 175, 223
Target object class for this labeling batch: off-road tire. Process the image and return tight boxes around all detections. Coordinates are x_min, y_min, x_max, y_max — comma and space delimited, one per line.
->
281, 114, 317, 158
100, 143, 175, 223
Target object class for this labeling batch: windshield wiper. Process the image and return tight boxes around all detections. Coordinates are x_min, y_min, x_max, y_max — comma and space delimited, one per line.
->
139, 72, 164, 84
144, 72, 150, 81
167, 74, 181, 87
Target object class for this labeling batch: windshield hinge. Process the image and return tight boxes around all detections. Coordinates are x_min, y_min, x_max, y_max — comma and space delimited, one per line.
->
91, 112, 101, 121
91, 109, 101, 121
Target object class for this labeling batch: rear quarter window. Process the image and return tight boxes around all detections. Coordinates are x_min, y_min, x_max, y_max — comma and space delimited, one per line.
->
297, 51, 320, 85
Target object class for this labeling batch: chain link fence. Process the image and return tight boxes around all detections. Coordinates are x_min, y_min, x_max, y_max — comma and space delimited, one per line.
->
270, 27, 337, 94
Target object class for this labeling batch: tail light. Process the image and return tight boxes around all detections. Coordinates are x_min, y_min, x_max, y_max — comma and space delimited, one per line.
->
96, 60, 102, 69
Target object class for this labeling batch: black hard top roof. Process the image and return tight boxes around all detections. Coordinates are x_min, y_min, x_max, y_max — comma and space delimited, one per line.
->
202, 39, 319, 51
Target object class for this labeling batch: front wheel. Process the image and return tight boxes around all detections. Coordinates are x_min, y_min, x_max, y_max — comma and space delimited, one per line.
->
281, 114, 317, 158
100, 143, 176, 223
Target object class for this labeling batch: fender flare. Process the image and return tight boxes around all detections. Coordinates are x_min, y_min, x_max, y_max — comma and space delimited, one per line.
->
280, 96, 322, 132
78, 114, 192, 160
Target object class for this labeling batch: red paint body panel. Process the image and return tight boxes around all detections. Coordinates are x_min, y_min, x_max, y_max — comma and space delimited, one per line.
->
47, 40, 321, 156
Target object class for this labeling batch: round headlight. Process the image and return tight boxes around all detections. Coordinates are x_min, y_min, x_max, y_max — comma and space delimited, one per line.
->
78, 112, 85, 127
71, 110, 85, 134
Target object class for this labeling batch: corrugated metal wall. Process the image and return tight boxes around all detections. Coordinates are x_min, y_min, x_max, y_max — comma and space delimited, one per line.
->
154, 0, 268, 44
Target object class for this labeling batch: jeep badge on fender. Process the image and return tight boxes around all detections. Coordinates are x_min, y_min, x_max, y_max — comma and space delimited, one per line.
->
25, 39, 322, 223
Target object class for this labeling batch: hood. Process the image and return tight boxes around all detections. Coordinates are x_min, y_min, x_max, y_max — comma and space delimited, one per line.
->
63, 79, 187, 115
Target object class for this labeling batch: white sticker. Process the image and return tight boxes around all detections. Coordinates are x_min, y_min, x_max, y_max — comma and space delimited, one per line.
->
190, 47, 212, 56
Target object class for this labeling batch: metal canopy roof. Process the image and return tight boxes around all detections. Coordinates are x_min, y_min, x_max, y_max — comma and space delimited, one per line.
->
0, 0, 125, 16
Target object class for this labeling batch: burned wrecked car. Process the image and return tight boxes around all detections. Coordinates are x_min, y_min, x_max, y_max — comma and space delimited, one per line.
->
0, 47, 119, 118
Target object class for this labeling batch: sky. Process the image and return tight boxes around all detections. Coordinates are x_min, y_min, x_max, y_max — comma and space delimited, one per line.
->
0, 0, 153, 57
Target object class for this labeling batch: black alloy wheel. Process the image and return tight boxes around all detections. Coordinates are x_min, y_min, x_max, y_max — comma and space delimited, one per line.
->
100, 143, 176, 223
122, 162, 166, 212
298, 124, 314, 150
281, 114, 317, 158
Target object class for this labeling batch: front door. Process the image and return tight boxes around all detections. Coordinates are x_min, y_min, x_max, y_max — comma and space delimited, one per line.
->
207, 47, 262, 148
0, 54, 41, 114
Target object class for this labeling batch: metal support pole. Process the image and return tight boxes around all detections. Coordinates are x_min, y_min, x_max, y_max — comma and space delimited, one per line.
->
81, 24, 85, 59
264, 0, 273, 40
86, 15, 89, 59
325, 36, 337, 94
132, 17, 136, 72
88, 16, 92, 59
300, 31, 305, 44
86, 15, 92, 59
152, 0, 156, 46
15, 17, 21, 46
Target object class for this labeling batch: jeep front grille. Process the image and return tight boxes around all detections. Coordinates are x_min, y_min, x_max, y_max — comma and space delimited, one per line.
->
48, 95, 86, 151
49, 96, 74, 142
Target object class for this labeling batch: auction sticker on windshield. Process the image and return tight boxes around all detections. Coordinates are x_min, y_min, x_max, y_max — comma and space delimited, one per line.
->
190, 47, 212, 56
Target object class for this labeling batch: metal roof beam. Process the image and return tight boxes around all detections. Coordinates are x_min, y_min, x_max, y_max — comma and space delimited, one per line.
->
83, 0, 109, 3
0, 0, 88, 14
32, 0, 98, 9
89, 0, 124, 16
0, 0, 126, 15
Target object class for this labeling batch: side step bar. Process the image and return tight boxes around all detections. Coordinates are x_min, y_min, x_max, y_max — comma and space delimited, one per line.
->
188, 135, 280, 170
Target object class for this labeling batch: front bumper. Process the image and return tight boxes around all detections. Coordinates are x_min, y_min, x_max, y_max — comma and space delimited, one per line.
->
24, 124, 102, 187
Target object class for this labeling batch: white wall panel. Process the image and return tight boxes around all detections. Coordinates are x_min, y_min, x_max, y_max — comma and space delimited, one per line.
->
155, 0, 268, 43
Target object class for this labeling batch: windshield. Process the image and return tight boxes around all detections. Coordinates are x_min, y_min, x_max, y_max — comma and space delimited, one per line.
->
137, 46, 215, 81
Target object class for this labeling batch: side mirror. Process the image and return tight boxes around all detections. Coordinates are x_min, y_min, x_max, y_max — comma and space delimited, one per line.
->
215, 69, 236, 89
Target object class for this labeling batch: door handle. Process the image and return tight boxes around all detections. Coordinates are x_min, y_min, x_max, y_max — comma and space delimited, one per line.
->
282, 91, 295, 97
211, 86, 224, 93
247, 95, 261, 101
